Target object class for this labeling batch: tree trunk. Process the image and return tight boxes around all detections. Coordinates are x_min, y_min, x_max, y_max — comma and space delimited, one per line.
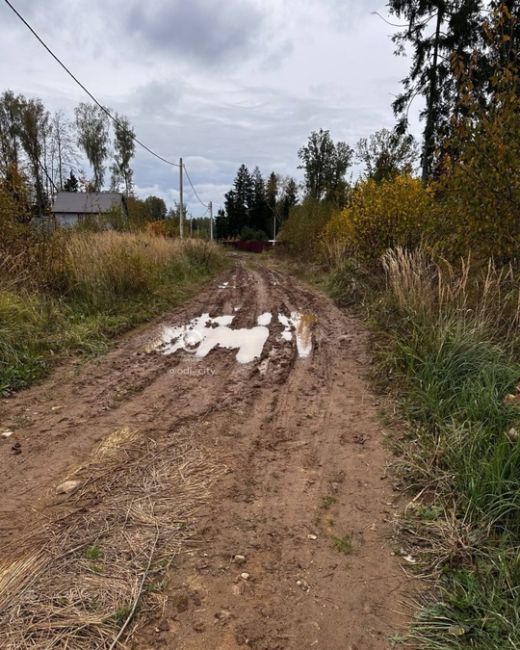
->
422, 6, 444, 181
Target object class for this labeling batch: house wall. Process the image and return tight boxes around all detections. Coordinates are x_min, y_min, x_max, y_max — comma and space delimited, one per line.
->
55, 213, 80, 228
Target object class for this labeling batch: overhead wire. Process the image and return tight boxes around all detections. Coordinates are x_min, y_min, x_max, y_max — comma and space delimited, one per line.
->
2, 0, 184, 172
183, 163, 209, 209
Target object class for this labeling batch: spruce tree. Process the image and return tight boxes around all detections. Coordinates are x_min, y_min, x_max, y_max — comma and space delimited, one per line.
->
389, 0, 484, 179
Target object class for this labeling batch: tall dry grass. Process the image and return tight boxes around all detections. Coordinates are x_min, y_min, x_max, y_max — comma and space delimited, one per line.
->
0, 232, 225, 393
381, 247, 520, 338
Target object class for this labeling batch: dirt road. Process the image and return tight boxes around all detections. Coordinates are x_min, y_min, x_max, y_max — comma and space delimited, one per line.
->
0, 256, 408, 649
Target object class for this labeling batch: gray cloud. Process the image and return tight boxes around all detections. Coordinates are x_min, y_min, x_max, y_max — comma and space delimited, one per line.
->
124, 0, 269, 66
0, 0, 421, 216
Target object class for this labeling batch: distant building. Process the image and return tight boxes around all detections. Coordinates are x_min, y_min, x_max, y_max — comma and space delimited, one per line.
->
51, 191, 128, 228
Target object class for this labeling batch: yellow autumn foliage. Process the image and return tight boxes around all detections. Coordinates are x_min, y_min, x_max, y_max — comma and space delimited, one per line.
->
321, 175, 433, 264
431, 91, 520, 260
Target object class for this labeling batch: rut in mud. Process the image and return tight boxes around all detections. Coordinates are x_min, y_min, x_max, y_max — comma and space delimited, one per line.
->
0, 256, 409, 650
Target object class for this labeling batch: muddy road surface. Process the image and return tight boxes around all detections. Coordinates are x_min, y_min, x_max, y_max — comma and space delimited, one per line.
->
0, 256, 408, 649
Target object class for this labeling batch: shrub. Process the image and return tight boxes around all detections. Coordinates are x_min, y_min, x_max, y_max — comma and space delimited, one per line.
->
431, 93, 520, 260
343, 175, 433, 263
280, 199, 336, 256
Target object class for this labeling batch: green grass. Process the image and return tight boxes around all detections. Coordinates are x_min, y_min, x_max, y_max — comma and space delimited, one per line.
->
84, 545, 102, 561
376, 314, 520, 648
319, 253, 520, 649
0, 236, 226, 394
331, 534, 352, 555
320, 495, 337, 510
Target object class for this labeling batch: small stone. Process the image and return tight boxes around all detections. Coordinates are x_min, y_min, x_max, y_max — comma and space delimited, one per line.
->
214, 609, 231, 624
56, 479, 81, 494
1, 430, 13, 438
307, 534, 318, 540
240, 572, 250, 580
234, 554, 247, 565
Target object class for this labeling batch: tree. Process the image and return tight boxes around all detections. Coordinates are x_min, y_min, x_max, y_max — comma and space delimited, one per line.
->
18, 98, 50, 217
111, 114, 135, 197
389, 0, 484, 180
357, 128, 418, 182
63, 171, 79, 192
48, 111, 78, 191
0, 91, 23, 181
74, 103, 110, 191
280, 176, 298, 221
215, 207, 230, 239
144, 195, 167, 220
224, 165, 254, 236
249, 166, 269, 232
266, 172, 279, 212
298, 129, 353, 205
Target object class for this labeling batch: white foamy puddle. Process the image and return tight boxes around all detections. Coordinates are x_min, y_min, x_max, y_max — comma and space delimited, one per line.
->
155, 310, 314, 364
278, 312, 314, 359
157, 313, 269, 364
257, 312, 272, 326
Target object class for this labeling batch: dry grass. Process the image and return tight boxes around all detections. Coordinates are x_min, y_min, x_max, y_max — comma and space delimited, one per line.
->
52, 233, 223, 307
0, 424, 224, 649
381, 247, 520, 337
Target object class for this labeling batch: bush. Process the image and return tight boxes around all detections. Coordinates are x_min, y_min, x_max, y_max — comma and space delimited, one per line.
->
240, 226, 268, 241
339, 175, 433, 263
431, 93, 520, 260
280, 199, 336, 256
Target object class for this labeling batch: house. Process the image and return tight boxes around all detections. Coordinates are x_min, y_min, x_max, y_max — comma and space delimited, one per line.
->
51, 191, 128, 228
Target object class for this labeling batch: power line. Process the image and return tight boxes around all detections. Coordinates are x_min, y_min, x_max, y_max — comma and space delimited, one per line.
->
183, 164, 209, 208
3, 0, 180, 169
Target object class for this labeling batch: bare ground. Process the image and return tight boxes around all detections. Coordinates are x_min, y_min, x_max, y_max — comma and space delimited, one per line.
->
0, 255, 410, 649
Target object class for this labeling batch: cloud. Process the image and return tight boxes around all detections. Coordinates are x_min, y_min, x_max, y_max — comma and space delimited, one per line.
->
0, 0, 421, 215
123, 0, 269, 67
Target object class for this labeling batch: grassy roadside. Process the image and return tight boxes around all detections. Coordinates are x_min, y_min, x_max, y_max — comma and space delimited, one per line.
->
0, 234, 227, 395
281, 249, 520, 649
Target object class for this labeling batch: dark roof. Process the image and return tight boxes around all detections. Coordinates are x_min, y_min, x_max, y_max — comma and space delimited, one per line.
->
52, 192, 124, 214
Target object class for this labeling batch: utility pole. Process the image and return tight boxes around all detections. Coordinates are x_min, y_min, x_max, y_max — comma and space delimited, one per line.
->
179, 157, 184, 239
209, 201, 213, 241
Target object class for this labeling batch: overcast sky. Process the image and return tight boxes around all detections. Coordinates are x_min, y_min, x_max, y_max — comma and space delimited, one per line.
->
0, 0, 421, 216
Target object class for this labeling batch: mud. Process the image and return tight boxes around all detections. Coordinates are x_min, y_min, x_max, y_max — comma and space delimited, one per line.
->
0, 255, 409, 649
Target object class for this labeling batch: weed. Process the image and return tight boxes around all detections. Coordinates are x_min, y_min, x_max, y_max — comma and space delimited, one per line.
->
331, 534, 352, 555
320, 495, 337, 510
84, 546, 102, 562
108, 606, 131, 626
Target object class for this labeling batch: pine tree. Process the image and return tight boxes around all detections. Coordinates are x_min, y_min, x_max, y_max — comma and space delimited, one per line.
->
266, 172, 279, 212
249, 166, 268, 233
63, 171, 79, 192
389, 0, 484, 179
280, 177, 298, 221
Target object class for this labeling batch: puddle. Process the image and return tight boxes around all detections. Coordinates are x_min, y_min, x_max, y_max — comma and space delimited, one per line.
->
156, 313, 269, 364
154, 310, 315, 364
278, 312, 315, 358
257, 312, 273, 326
